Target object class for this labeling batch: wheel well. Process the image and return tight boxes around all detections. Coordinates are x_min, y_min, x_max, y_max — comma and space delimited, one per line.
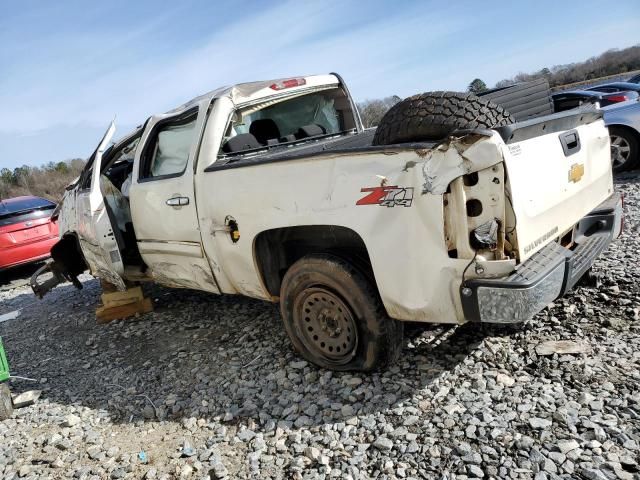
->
254, 225, 374, 297
609, 124, 640, 142
51, 233, 87, 277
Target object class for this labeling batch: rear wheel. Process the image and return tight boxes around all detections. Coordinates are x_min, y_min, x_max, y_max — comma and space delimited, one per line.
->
0, 383, 13, 420
609, 126, 639, 173
280, 254, 403, 371
373, 91, 514, 145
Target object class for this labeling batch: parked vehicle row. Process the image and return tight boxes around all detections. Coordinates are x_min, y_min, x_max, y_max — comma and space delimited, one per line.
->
600, 100, 640, 172
0, 196, 59, 272
626, 73, 640, 84
551, 80, 640, 172
552, 90, 638, 111
587, 82, 640, 95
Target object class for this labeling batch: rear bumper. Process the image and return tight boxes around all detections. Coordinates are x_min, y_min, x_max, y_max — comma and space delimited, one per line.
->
0, 236, 57, 271
460, 192, 623, 324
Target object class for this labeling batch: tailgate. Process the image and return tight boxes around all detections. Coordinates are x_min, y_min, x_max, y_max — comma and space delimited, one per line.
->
499, 113, 613, 261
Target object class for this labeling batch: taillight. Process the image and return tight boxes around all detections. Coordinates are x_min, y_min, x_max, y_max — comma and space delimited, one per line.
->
606, 94, 629, 103
269, 78, 307, 90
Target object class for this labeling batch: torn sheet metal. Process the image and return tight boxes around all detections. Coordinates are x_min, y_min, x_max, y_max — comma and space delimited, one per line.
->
421, 132, 504, 194
472, 218, 500, 249
150, 261, 219, 293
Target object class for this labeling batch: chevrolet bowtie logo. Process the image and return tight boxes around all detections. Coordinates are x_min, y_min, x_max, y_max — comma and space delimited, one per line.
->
568, 163, 585, 183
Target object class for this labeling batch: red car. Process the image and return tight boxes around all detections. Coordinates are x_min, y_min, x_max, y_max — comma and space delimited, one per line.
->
0, 196, 59, 271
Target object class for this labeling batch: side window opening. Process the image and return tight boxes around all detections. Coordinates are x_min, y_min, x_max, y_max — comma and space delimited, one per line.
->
220, 87, 357, 155
140, 110, 198, 180
80, 166, 93, 190
103, 135, 141, 193
79, 152, 96, 190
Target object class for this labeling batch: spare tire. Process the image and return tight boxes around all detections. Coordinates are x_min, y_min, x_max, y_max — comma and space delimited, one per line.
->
372, 91, 515, 145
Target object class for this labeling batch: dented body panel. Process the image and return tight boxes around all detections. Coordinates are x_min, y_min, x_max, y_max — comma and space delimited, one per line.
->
70, 123, 128, 290
193, 128, 518, 323
35, 74, 619, 326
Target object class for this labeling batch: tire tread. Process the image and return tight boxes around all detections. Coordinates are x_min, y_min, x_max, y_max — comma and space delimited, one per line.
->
373, 91, 515, 145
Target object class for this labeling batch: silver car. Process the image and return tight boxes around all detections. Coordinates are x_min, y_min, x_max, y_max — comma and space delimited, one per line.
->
602, 99, 640, 172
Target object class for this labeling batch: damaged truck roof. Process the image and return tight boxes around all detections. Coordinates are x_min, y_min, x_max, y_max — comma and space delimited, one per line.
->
167, 74, 340, 113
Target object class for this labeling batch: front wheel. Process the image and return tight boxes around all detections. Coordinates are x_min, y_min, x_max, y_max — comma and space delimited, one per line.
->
609, 126, 639, 173
280, 254, 403, 371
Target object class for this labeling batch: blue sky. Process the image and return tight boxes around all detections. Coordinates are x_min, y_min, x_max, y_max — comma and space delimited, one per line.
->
1, 0, 639, 169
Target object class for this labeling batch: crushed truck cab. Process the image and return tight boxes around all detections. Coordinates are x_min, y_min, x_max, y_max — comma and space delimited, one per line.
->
31, 74, 622, 371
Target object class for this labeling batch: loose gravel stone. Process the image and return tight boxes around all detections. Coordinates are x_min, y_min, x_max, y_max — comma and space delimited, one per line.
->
62, 413, 81, 427
529, 417, 552, 429
558, 439, 580, 454
372, 436, 394, 451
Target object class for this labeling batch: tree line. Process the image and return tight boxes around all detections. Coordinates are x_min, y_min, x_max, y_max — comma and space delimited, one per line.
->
0, 160, 85, 202
469, 44, 640, 93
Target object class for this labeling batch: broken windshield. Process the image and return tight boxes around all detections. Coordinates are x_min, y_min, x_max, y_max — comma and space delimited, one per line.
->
220, 87, 357, 155
235, 91, 342, 137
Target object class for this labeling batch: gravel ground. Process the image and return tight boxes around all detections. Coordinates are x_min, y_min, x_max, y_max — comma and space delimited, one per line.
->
0, 174, 639, 480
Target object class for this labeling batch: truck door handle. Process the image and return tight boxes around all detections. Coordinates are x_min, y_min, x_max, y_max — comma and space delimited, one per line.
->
166, 196, 189, 207
560, 130, 581, 156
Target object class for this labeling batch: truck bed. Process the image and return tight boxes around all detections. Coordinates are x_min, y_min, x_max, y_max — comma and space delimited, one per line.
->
206, 129, 437, 172
208, 108, 602, 174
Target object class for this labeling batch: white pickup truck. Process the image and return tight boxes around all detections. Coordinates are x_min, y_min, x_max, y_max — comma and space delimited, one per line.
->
32, 73, 622, 371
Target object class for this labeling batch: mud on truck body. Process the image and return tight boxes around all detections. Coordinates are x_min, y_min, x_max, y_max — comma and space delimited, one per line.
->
32, 73, 622, 371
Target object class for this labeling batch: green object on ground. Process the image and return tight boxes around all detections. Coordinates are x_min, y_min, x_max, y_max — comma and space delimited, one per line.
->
0, 336, 10, 383
0, 336, 13, 420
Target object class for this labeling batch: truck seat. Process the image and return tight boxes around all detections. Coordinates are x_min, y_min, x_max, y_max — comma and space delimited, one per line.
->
297, 124, 326, 139
250, 119, 281, 145
222, 133, 261, 153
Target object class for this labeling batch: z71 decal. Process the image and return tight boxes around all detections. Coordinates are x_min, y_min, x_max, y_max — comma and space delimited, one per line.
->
356, 186, 414, 207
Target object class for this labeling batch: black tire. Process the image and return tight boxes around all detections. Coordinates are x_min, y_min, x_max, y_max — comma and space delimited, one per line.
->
0, 383, 13, 420
609, 126, 639, 173
575, 267, 601, 288
280, 254, 403, 371
373, 91, 515, 145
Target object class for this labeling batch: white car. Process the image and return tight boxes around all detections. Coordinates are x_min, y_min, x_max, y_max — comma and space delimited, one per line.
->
32, 74, 622, 371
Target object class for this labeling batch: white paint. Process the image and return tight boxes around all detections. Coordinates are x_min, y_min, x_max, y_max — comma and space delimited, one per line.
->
502, 120, 612, 261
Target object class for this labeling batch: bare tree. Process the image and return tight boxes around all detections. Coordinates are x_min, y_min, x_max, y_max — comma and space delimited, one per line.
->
357, 95, 402, 128
0, 159, 85, 202
494, 44, 640, 88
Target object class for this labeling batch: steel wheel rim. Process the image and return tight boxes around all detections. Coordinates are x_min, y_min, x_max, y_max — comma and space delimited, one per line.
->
294, 287, 358, 364
610, 134, 631, 168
